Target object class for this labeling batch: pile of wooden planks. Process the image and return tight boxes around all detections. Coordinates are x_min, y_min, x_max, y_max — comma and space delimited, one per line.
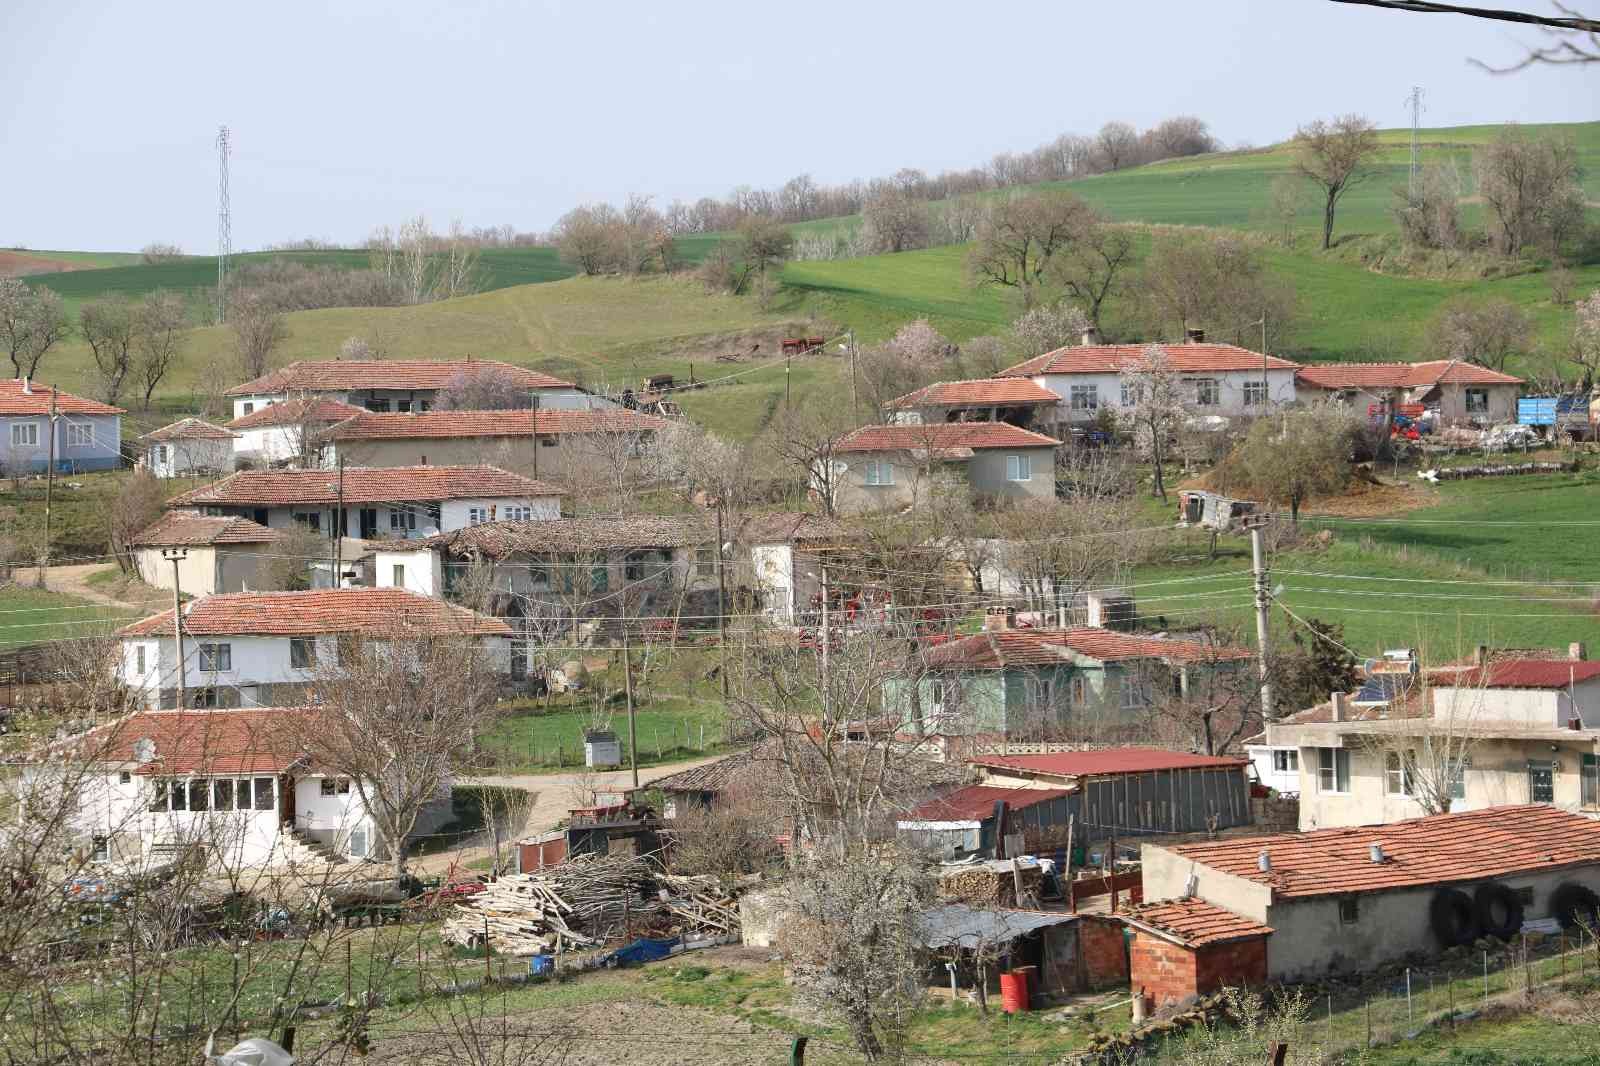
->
936, 862, 1043, 908
442, 854, 740, 955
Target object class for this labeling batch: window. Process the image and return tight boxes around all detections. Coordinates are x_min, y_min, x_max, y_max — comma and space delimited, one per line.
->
1529, 760, 1555, 804
198, 643, 232, 672
625, 552, 660, 582
66, 422, 93, 448
389, 509, 417, 532
392, 564, 406, 588
253, 777, 275, 811
1465, 388, 1489, 414
290, 637, 317, 670
154, 445, 169, 464
10, 423, 38, 448
1272, 750, 1298, 774
1006, 454, 1032, 482
1071, 676, 1087, 705
192, 686, 220, 709
368, 399, 391, 413
91, 836, 109, 861
397, 400, 411, 413
320, 778, 351, 797
1069, 384, 1099, 411
694, 547, 716, 576
420, 400, 432, 412
135, 645, 146, 674
1318, 748, 1351, 793
118, 771, 132, 785
149, 780, 168, 812
188, 779, 210, 811
1385, 752, 1414, 796
1119, 673, 1149, 709
505, 505, 535, 522
1243, 381, 1268, 407
241, 402, 254, 416
1449, 758, 1470, 801
214, 779, 234, 810
589, 565, 609, 593
1194, 379, 1220, 407
468, 507, 489, 525
1338, 898, 1359, 924
863, 459, 894, 486
1584, 754, 1599, 808
168, 778, 187, 811
293, 511, 321, 532
1120, 380, 1141, 407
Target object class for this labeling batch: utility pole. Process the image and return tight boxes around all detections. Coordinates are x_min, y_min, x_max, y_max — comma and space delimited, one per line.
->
163, 548, 189, 709
819, 563, 830, 722
331, 456, 345, 587
530, 394, 541, 481
38, 387, 58, 588
785, 350, 792, 408
714, 503, 729, 698
1250, 521, 1275, 721
847, 330, 859, 418
1405, 86, 1425, 201
621, 620, 637, 789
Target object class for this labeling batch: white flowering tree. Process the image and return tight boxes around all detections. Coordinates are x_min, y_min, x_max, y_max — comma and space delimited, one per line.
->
1122, 344, 1188, 501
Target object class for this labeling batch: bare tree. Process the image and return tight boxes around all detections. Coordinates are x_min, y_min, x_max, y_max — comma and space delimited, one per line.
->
1011, 302, 1090, 357
1264, 173, 1309, 244
1424, 295, 1533, 372
1354, 657, 1488, 816
736, 215, 795, 308
1122, 344, 1188, 501
1150, 115, 1218, 157
0, 278, 70, 379
1095, 120, 1142, 171
1137, 230, 1299, 350
1392, 162, 1464, 251
1292, 114, 1381, 249
79, 296, 137, 405
436, 366, 536, 410
764, 393, 861, 515
253, 523, 322, 591
228, 292, 288, 379
1144, 625, 1261, 755
1213, 402, 1366, 522
861, 188, 930, 253
1046, 216, 1135, 330
1570, 288, 1600, 389
131, 291, 189, 410
108, 469, 168, 573
967, 191, 1098, 309
1474, 123, 1585, 258
139, 241, 184, 263
994, 494, 1140, 614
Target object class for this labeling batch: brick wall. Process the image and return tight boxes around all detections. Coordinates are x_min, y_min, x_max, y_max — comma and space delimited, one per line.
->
1129, 930, 1269, 1011
1077, 917, 1129, 990
1195, 936, 1268, 995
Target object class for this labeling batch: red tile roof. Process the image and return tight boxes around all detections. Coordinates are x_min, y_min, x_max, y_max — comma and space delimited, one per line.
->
1295, 360, 1523, 390
971, 748, 1247, 777
887, 379, 1061, 409
165, 465, 562, 507
85, 708, 313, 775
326, 407, 664, 441
1446, 659, 1600, 690
118, 588, 513, 638
999, 344, 1299, 378
905, 785, 1071, 822
140, 418, 237, 442
0, 379, 124, 416
1171, 804, 1600, 899
130, 513, 279, 547
834, 422, 1060, 454
227, 359, 574, 397
921, 627, 1252, 670
227, 397, 367, 430
1126, 898, 1273, 947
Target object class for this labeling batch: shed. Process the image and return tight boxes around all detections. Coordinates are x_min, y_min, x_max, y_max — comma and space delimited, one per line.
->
918, 903, 1127, 1003
1124, 898, 1273, 1011
584, 730, 621, 769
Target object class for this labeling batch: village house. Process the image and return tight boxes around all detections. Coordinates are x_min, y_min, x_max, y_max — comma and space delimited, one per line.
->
885, 624, 1253, 738
165, 465, 562, 541
884, 378, 1061, 428
319, 407, 666, 476
116, 587, 514, 710
1294, 360, 1523, 426
138, 418, 237, 478
225, 358, 602, 420
51, 706, 435, 869
827, 422, 1060, 515
226, 397, 367, 467
0, 377, 123, 473
1264, 646, 1600, 831
1140, 805, 1600, 984
129, 513, 281, 596
996, 333, 1299, 430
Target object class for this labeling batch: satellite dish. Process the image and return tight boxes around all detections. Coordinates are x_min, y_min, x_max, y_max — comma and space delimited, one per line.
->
133, 737, 157, 765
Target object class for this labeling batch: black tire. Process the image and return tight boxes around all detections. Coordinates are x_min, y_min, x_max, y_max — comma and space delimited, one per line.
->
1430, 888, 1478, 947
1474, 882, 1524, 941
1550, 883, 1600, 930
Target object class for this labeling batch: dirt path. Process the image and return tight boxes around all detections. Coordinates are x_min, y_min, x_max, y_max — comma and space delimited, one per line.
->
42, 563, 165, 611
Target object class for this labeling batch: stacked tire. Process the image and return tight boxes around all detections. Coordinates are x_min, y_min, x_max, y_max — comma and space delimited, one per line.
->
1430, 882, 1524, 946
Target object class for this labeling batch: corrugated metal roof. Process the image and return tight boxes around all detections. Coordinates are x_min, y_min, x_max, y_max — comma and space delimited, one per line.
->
919, 902, 1077, 950
1126, 898, 1273, 947
971, 748, 1247, 777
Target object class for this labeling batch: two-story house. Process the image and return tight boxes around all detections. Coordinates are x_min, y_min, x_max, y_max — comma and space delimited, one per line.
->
827, 422, 1060, 515
1, 377, 123, 473
226, 397, 366, 466
996, 334, 1299, 431
117, 587, 514, 710
1294, 360, 1523, 426
164, 465, 563, 541
226, 358, 602, 420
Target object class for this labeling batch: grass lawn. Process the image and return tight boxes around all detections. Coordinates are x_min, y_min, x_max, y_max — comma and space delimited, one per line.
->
0, 584, 136, 649
483, 692, 732, 773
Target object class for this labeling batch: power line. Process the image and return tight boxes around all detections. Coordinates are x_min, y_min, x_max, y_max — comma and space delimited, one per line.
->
1325, 0, 1600, 31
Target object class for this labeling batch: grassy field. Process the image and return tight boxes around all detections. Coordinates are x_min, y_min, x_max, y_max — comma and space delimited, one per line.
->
482, 695, 733, 773
0, 585, 137, 650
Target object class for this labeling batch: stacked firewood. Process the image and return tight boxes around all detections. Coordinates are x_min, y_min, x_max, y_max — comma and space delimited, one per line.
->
936, 862, 1043, 908
442, 854, 739, 955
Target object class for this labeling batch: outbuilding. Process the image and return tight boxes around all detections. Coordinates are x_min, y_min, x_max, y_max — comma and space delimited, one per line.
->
139, 418, 238, 478
1124, 897, 1273, 1011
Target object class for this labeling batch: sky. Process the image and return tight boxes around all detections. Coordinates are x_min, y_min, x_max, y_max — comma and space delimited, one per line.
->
2, 0, 1595, 253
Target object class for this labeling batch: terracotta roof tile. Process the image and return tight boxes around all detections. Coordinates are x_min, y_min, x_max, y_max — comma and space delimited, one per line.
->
905, 785, 1071, 822
118, 588, 512, 638
140, 418, 237, 442
922, 628, 1252, 671
1295, 360, 1523, 390
971, 748, 1247, 777
887, 379, 1061, 409
130, 513, 279, 548
1170, 804, 1600, 899
165, 465, 562, 507
999, 344, 1299, 378
1447, 659, 1600, 689
81, 708, 313, 775
0, 379, 123, 416
1127, 898, 1273, 947
327, 408, 664, 441
227, 398, 367, 430
835, 423, 1060, 454
227, 359, 574, 397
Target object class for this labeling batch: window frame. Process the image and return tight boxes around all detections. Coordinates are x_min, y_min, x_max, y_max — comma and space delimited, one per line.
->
289, 637, 317, 670
1069, 384, 1099, 412
1338, 897, 1359, 924
1006, 454, 1032, 482
10, 422, 39, 448
1243, 380, 1268, 407
1384, 751, 1415, 796
1120, 380, 1140, 407
1583, 753, 1599, 808
1529, 760, 1556, 804
198, 642, 232, 673
1465, 387, 1489, 414
863, 459, 895, 487
1193, 378, 1221, 407
1118, 671, 1149, 710
91, 835, 110, 861
1318, 747, 1351, 794
65, 421, 94, 448
1272, 749, 1298, 774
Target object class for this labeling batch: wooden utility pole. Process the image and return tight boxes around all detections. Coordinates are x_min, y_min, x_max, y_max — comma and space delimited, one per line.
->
819, 562, 830, 722
714, 503, 729, 698
38, 387, 58, 588
847, 329, 859, 418
332, 456, 346, 587
622, 621, 637, 789
1250, 521, 1275, 721
163, 548, 188, 708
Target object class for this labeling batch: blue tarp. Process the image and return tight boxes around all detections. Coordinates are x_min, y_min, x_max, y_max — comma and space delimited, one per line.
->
601, 937, 679, 967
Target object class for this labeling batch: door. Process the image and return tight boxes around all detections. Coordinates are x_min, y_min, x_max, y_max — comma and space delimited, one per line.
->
359, 508, 379, 539
280, 774, 296, 828
1529, 761, 1555, 804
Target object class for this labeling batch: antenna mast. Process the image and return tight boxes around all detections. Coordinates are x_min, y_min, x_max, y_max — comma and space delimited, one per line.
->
216, 125, 232, 323
1405, 86, 1425, 200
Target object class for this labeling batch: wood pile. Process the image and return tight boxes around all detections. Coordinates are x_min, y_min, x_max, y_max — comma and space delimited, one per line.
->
442, 854, 739, 955
936, 862, 1043, 908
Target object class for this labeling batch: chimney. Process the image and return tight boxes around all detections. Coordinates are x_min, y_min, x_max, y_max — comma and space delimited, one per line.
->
1474, 644, 1489, 666
1369, 842, 1386, 864
1079, 326, 1100, 346
1183, 872, 1199, 899
1257, 850, 1271, 873
1571, 642, 1587, 661
1330, 691, 1345, 722
19, 377, 30, 395
984, 605, 1015, 631
1184, 328, 1206, 345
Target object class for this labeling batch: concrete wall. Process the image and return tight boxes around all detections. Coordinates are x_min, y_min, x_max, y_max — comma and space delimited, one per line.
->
1035, 367, 1297, 426
831, 446, 1057, 515
1141, 845, 1274, 923
135, 545, 270, 596
965, 448, 1057, 503
327, 433, 635, 481
375, 548, 442, 596
1433, 681, 1600, 729
211, 497, 555, 538
2, 413, 122, 473
1246, 744, 1302, 795
147, 438, 234, 478
294, 774, 375, 857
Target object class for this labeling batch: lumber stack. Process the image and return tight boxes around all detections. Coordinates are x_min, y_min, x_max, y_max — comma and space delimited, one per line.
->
441, 854, 740, 955
936, 862, 1043, 908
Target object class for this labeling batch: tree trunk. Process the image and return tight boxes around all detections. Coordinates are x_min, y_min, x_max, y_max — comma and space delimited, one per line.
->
1322, 192, 1337, 250
1150, 436, 1167, 501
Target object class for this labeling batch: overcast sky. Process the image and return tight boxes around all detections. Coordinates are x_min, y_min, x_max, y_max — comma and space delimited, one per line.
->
3, 0, 1594, 253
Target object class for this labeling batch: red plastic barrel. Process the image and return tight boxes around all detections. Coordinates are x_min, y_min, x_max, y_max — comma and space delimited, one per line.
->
999, 971, 1029, 1013
1014, 964, 1038, 1005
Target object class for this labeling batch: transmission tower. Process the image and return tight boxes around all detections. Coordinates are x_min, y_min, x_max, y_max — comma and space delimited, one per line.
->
1405, 86, 1425, 201
216, 125, 232, 323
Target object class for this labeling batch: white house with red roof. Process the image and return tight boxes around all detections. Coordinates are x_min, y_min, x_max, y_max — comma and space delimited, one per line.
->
225, 358, 603, 421
0, 377, 124, 473
1294, 360, 1523, 425
826, 422, 1060, 514
117, 588, 514, 711
137, 418, 237, 478
320, 407, 666, 474
225, 396, 367, 466
996, 335, 1300, 428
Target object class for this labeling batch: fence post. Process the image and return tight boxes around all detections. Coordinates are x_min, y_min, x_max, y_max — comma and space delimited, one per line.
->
1406, 967, 1413, 1025
1483, 950, 1489, 1009
1524, 933, 1531, 997
1365, 997, 1372, 1048
1326, 992, 1333, 1048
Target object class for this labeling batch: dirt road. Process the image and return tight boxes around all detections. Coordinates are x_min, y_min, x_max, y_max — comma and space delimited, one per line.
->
41, 564, 165, 611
